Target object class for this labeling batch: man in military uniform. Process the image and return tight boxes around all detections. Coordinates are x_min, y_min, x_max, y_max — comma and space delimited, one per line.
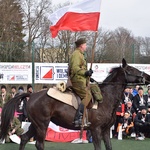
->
6, 117, 24, 142
69, 38, 103, 127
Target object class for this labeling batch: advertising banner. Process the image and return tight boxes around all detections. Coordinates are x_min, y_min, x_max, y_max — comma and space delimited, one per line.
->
35, 63, 68, 84
45, 122, 86, 142
0, 63, 32, 84
0, 62, 150, 84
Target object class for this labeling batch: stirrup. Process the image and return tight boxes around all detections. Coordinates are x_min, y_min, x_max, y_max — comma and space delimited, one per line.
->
74, 118, 82, 127
84, 121, 91, 127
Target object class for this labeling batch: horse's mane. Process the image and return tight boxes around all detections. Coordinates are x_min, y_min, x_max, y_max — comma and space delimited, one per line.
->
102, 66, 122, 83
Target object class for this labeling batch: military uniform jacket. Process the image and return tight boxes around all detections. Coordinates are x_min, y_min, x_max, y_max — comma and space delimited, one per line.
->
9, 117, 21, 131
69, 49, 87, 86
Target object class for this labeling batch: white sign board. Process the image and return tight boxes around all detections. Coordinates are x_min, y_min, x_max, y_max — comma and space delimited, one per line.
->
0, 63, 32, 84
35, 63, 68, 84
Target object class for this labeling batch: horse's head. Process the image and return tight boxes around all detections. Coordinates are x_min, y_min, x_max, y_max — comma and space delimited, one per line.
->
122, 58, 150, 85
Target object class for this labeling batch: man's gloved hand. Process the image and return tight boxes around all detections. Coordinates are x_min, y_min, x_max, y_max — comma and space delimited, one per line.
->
90, 78, 95, 82
85, 69, 93, 77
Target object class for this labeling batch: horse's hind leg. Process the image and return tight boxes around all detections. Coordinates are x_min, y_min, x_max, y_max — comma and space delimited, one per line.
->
35, 127, 48, 150
102, 128, 112, 150
19, 124, 36, 150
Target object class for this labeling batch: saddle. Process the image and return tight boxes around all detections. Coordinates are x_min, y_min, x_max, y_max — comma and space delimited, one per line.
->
47, 87, 98, 110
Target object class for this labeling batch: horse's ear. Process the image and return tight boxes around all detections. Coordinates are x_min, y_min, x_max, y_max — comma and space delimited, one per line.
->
122, 58, 127, 68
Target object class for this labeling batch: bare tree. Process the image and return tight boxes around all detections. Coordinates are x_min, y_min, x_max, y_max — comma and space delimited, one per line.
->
19, 0, 52, 61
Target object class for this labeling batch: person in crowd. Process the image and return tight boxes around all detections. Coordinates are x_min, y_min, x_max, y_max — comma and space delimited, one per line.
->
42, 85, 48, 90
0, 85, 11, 108
132, 85, 140, 96
86, 130, 92, 143
145, 88, 150, 107
132, 87, 147, 113
11, 86, 17, 98
144, 84, 150, 94
129, 87, 133, 95
147, 84, 150, 90
15, 86, 28, 122
134, 106, 148, 140
27, 84, 33, 94
147, 106, 150, 114
144, 108, 150, 137
113, 102, 125, 137
122, 86, 133, 104
69, 38, 103, 127
5, 116, 24, 143
125, 101, 136, 119
117, 111, 135, 138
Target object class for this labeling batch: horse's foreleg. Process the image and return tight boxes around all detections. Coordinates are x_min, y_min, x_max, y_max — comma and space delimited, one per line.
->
91, 126, 102, 150
19, 124, 36, 150
102, 128, 112, 150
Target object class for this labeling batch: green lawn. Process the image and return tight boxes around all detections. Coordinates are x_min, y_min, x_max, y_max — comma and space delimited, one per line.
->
0, 138, 150, 150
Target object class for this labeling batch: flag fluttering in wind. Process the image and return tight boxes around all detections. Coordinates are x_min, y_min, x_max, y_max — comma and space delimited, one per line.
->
49, 0, 102, 38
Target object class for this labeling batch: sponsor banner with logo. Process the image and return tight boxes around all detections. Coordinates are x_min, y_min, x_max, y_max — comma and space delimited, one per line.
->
89, 63, 150, 82
0, 63, 32, 84
0, 63, 150, 84
89, 63, 120, 82
35, 63, 68, 84
45, 122, 86, 142
35, 63, 150, 84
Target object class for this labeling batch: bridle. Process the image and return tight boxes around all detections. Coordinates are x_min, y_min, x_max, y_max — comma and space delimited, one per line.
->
122, 65, 145, 85
99, 65, 146, 85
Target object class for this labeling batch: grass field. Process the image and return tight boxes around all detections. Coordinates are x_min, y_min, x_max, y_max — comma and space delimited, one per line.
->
0, 138, 150, 150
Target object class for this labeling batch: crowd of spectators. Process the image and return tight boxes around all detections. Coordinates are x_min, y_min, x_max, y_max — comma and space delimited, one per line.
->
114, 84, 150, 140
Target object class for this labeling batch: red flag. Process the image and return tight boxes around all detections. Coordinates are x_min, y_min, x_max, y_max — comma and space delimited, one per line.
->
49, 0, 102, 38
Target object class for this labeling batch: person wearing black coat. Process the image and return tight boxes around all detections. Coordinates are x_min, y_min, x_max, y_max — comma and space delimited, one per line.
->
144, 88, 150, 107
132, 87, 147, 113
118, 112, 134, 138
134, 106, 150, 140
122, 87, 133, 104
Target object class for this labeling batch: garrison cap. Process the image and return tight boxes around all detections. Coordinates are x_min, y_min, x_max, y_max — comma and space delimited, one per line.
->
75, 38, 86, 47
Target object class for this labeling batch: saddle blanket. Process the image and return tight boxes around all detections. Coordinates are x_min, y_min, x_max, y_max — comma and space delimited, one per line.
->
47, 87, 98, 109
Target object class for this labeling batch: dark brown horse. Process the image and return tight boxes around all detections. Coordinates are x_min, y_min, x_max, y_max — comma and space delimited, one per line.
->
1, 59, 150, 150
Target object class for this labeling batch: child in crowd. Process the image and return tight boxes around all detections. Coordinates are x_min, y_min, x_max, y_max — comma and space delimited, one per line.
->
117, 112, 135, 138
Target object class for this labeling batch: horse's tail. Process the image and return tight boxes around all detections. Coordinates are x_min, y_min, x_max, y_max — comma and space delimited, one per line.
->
0, 93, 30, 140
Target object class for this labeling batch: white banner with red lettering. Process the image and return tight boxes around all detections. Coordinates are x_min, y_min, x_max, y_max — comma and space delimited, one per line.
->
45, 122, 86, 142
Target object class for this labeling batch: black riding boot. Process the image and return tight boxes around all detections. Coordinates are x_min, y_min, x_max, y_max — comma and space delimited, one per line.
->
74, 103, 84, 127
74, 103, 91, 127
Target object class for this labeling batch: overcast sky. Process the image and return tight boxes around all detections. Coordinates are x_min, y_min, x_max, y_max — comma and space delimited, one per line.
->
52, 0, 150, 37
